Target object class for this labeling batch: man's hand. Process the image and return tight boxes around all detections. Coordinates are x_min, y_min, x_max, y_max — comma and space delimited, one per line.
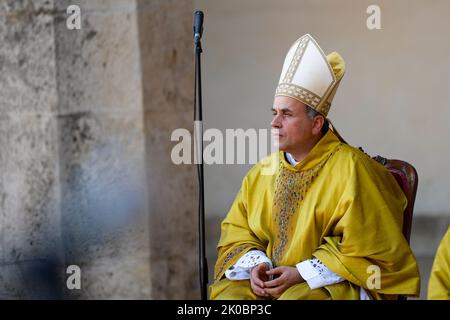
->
250, 263, 270, 297
263, 266, 304, 299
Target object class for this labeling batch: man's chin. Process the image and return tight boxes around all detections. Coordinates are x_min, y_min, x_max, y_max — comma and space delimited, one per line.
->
273, 140, 288, 152
277, 146, 287, 152
276, 144, 287, 152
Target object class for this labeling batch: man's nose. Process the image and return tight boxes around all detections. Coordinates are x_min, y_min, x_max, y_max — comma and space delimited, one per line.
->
271, 115, 281, 128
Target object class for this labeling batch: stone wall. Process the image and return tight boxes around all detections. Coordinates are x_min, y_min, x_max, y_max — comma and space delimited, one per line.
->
137, 0, 199, 299
0, 0, 64, 299
0, 0, 198, 299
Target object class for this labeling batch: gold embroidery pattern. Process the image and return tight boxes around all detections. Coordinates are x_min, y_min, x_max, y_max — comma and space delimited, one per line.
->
276, 83, 321, 107
316, 101, 331, 115
214, 244, 250, 281
283, 37, 309, 84
275, 83, 331, 116
271, 148, 340, 265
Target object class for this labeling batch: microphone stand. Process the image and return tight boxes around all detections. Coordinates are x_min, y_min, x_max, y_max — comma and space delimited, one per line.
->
193, 11, 208, 300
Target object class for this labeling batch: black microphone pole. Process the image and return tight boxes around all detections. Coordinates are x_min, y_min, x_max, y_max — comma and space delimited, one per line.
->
193, 10, 208, 300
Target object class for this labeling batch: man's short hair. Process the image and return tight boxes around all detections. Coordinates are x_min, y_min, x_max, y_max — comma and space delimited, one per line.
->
305, 105, 329, 135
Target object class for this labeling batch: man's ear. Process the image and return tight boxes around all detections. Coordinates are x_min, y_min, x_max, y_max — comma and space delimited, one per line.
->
312, 116, 325, 135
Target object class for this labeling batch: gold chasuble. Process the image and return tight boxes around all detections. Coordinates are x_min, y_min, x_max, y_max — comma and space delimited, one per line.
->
428, 227, 450, 299
210, 130, 420, 300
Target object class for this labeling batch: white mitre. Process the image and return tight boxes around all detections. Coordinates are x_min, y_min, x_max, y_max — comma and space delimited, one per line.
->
275, 34, 345, 117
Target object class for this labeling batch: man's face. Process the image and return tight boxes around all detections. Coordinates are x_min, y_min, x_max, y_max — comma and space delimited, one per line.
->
271, 96, 316, 153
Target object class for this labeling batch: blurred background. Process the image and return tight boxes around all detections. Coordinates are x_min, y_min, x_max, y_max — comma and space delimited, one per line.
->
0, 0, 449, 299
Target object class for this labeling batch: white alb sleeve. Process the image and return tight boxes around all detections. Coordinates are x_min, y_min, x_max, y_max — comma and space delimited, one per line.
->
225, 250, 273, 280
296, 258, 345, 289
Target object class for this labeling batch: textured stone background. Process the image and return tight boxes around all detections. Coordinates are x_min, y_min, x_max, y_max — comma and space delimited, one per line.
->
0, 0, 199, 299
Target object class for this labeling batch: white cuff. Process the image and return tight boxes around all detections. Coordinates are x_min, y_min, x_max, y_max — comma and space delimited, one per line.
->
296, 258, 345, 290
225, 250, 272, 280
359, 288, 372, 300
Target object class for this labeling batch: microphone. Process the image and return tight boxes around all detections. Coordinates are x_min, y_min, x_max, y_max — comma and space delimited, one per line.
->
193, 9, 207, 300
193, 11, 204, 43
